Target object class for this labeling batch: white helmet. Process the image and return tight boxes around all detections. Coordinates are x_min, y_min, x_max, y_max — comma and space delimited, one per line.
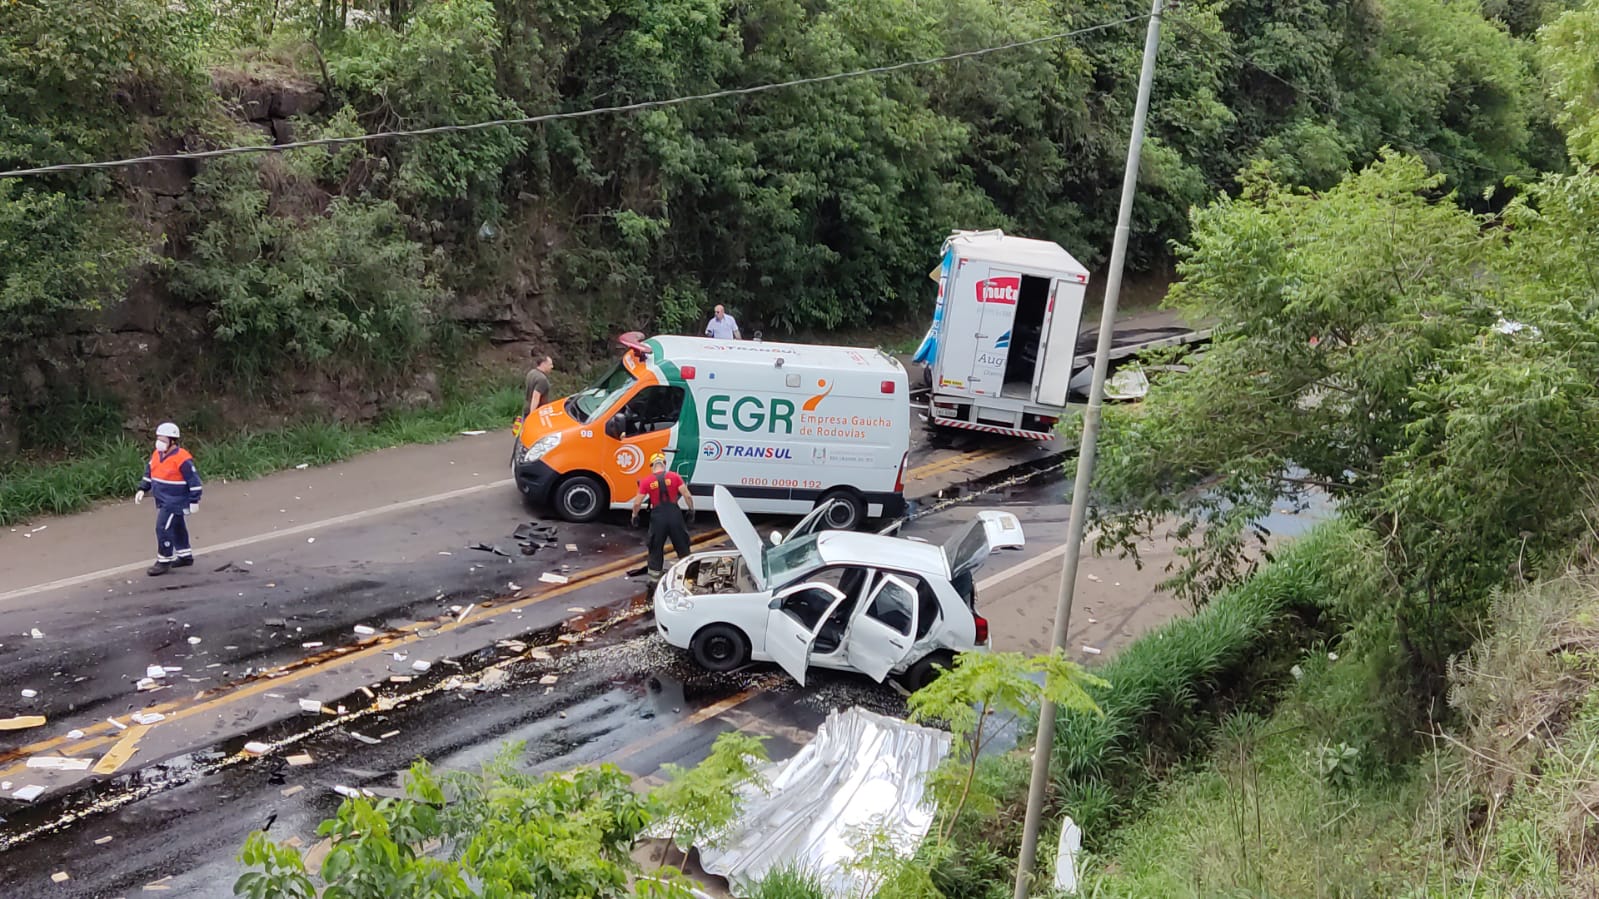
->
156, 422, 181, 439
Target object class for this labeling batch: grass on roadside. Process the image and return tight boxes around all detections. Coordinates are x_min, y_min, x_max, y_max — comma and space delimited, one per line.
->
0, 385, 525, 526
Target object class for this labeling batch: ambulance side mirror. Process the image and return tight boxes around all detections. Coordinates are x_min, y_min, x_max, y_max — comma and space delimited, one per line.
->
605, 416, 624, 439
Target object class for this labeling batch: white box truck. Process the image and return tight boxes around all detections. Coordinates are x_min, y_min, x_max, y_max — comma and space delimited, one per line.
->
912, 230, 1093, 439
514, 334, 910, 528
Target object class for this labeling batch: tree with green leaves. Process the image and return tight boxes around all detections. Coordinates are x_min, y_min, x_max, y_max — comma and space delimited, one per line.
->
650, 730, 769, 868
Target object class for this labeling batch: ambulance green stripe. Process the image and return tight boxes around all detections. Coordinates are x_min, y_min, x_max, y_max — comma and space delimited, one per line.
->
646, 338, 699, 482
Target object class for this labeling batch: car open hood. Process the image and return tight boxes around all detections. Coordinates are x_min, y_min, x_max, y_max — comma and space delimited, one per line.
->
714, 485, 767, 591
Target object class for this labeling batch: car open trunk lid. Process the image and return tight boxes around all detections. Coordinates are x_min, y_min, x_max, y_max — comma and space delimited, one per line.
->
943, 510, 1025, 580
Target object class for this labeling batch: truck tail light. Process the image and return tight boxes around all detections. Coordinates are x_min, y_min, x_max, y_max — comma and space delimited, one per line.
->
680, 365, 696, 380
973, 614, 989, 645
880, 380, 896, 394
894, 452, 908, 493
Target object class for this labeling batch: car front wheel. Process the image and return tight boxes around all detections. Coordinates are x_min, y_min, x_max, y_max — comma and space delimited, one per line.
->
690, 623, 751, 673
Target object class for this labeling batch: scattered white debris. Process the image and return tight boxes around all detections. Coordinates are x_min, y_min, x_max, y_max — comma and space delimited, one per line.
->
298, 698, 324, 714
540, 572, 569, 585
333, 785, 375, 799
286, 753, 314, 767
539, 674, 559, 685
107, 717, 128, 730
438, 551, 452, 556
349, 732, 382, 745
295, 463, 310, 469
1291, 664, 1304, 680
280, 785, 305, 798
380, 730, 400, 740
243, 742, 271, 755
30, 628, 44, 639
411, 660, 432, 673
460, 430, 487, 436
456, 603, 475, 622
567, 607, 586, 614
12, 784, 45, 801
1086, 573, 1101, 582
28, 757, 91, 771
187, 636, 202, 645
20, 689, 37, 698
67, 729, 84, 739
1053, 816, 1083, 893
51, 871, 69, 884
146, 666, 166, 679
1082, 645, 1103, 655
353, 625, 376, 636
565, 543, 578, 552
130, 712, 166, 725
302, 641, 324, 649
94, 836, 114, 845
1328, 652, 1340, 661
307, 537, 316, 544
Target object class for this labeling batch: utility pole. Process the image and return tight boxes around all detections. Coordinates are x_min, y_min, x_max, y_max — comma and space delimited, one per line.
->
1011, 0, 1166, 895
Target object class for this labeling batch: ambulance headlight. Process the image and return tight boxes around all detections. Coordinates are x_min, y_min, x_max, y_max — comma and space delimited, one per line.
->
659, 588, 694, 613
521, 433, 561, 464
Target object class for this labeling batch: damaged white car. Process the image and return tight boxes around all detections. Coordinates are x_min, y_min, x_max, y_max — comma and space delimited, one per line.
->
653, 486, 1024, 689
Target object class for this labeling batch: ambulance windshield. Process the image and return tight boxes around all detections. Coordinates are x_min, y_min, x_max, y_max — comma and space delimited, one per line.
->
567, 363, 635, 424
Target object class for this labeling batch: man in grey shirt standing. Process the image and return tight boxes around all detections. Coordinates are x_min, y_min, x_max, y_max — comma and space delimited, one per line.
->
704, 305, 741, 340
516, 351, 554, 437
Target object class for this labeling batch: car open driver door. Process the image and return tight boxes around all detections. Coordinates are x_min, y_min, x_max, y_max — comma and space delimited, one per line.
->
764, 583, 849, 686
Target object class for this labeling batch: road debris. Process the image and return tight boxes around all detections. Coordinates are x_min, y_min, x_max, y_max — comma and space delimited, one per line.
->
380, 730, 400, 740
286, 753, 314, 767
348, 731, 381, 746
411, 660, 432, 673
243, 742, 271, 755
187, 636, 202, 645
12, 784, 46, 801
281, 785, 305, 798
353, 625, 376, 636
131, 711, 166, 725
107, 716, 128, 730
566, 543, 578, 552
469, 542, 509, 556
298, 698, 325, 714
540, 572, 569, 585
457, 603, 475, 622
27, 757, 91, 771
20, 688, 37, 698
146, 665, 167, 679
460, 429, 487, 436
1082, 645, 1103, 655
51, 871, 70, 884
295, 463, 309, 469
30, 628, 45, 639
94, 836, 114, 845
302, 641, 324, 649
333, 785, 376, 799
264, 618, 287, 628
539, 674, 559, 685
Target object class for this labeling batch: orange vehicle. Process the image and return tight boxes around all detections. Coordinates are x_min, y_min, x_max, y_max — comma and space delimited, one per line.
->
512, 333, 910, 528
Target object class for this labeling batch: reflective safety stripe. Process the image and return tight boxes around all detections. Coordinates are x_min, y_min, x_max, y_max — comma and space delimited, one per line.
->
150, 477, 187, 485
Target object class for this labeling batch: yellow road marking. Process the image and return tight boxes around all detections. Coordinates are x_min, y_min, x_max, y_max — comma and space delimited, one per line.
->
0, 448, 997, 779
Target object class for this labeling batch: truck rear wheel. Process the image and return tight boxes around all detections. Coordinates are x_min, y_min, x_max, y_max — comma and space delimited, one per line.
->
553, 474, 607, 523
818, 490, 866, 531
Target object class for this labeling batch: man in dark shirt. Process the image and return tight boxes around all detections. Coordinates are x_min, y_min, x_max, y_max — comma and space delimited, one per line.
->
631, 453, 696, 586
516, 352, 554, 436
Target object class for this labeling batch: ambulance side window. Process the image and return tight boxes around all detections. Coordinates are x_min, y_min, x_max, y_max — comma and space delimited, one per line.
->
616, 386, 685, 437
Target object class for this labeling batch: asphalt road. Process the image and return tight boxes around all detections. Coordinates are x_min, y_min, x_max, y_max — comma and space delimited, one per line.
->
0, 473, 1083, 898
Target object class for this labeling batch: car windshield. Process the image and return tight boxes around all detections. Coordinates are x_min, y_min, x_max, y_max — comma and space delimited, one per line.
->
764, 534, 821, 588
566, 362, 635, 424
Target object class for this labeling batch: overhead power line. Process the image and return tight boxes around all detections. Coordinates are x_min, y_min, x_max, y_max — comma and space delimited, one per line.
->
0, 14, 1148, 180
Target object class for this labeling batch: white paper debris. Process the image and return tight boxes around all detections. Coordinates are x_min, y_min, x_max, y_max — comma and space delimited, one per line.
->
1085, 574, 1101, 582
12, 784, 45, 801
353, 625, 376, 636
302, 641, 323, 649
539, 572, 569, 585
295, 463, 310, 469
107, 717, 128, 730
67, 729, 84, 739
1053, 816, 1083, 893
460, 430, 487, 436
20, 689, 37, 698
411, 660, 432, 673
243, 741, 270, 754
146, 666, 166, 679
1082, 645, 1103, 655
131, 712, 165, 725
188, 636, 202, 645
30, 628, 44, 639
298, 698, 323, 713
307, 537, 316, 544
539, 674, 559, 685
28, 757, 91, 771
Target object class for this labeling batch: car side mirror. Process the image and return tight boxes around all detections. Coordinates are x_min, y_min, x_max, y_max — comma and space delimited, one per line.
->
769, 530, 784, 545
604, 417, 623, 439
768, 597, 783, 610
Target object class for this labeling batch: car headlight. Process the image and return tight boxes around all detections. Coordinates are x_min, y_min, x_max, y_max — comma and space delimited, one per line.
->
520, 433, 561, 464
659, 587, 694, 613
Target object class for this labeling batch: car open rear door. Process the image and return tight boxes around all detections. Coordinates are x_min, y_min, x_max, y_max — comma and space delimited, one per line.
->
845, 574, 920, 682
764, 583, 850, 687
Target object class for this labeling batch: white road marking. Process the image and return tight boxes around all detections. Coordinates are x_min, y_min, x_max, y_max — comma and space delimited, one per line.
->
0, 479, 515, 606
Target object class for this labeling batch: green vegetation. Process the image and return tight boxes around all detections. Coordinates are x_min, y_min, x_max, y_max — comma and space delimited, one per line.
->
0, 0, 1577, 462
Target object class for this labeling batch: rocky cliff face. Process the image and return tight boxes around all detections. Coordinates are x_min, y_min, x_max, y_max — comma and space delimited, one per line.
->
4, 71, 553, 456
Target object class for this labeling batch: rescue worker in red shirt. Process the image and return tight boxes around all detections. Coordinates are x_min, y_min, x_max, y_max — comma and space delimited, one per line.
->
134, 421, 203, 576
630, 452, 695, 586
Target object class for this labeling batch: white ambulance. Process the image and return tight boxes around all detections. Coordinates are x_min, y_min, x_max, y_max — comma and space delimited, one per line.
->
514, 334, 911, 528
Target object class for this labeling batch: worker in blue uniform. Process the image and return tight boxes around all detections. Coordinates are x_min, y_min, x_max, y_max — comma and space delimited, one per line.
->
135, 422, 203, 576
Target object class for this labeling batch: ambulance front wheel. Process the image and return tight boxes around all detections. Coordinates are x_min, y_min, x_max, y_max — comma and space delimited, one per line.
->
818, 490, 866, 531
553, 474, 608, 523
